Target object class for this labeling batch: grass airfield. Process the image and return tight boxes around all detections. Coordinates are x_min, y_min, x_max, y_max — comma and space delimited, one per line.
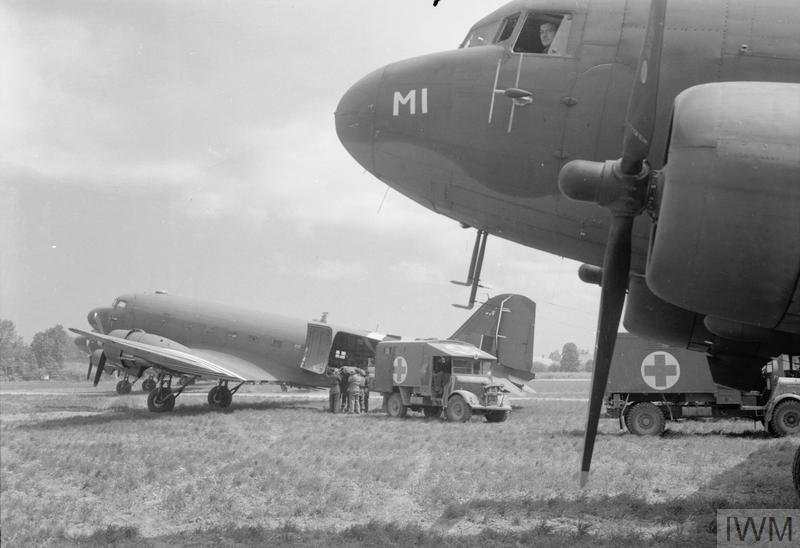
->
1, 372, 798, 547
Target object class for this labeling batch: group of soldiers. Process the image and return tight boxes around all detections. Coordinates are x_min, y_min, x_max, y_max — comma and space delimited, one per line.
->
326, 365, 371, 414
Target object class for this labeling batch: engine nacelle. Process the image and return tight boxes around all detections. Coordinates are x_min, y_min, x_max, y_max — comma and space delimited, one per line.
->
647, 82, 800, 332
104, 329, 190, 370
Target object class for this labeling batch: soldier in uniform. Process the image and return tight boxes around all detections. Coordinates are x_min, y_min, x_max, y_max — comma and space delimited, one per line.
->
347, 369, 363, 414
326, 367, 342, 413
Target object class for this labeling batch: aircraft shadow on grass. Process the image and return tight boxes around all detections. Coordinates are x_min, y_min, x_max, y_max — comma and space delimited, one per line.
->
429, 441, 800, 535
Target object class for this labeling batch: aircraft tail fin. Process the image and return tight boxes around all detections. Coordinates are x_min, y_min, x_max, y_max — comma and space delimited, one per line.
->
449, 294, 536, 390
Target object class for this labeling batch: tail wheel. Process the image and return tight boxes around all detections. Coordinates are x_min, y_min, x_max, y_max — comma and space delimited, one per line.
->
446, 394, 472, 423
485, 410, 509, 423
147, 387, 175, 413
770, 400, 800, 437
627, 402, 666, 436
386, 392, 407, 418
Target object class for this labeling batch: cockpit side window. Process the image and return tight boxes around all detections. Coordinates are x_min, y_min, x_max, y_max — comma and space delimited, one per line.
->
461, 20, 502, 48
115, 299, 127, 309
514, 12, 573, 55
461, 13, 521, 49
496, 13, 520, 43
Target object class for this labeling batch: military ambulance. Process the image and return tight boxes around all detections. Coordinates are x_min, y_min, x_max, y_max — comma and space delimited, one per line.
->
605, 333, 800, 436
374, 339, 512, 422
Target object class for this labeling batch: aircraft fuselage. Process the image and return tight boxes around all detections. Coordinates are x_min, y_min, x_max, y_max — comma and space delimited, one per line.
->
335, 0, 800, 273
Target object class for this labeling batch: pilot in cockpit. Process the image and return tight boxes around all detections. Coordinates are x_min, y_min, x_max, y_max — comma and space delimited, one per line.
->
538, 21, 557, 54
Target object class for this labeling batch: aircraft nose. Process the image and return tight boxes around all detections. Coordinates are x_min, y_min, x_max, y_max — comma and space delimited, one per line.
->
87, 307, 111, 333
335, 67, 383, 173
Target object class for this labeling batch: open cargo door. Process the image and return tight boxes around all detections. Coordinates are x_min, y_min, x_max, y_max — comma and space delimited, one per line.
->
299, 322, 333, 374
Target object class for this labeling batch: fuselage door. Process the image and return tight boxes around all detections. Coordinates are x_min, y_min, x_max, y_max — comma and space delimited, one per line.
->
299, 322, 333, 374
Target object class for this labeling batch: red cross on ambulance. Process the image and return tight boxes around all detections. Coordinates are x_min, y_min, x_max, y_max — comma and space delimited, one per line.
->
640, 351, 680, 390
393, 356, 408, 384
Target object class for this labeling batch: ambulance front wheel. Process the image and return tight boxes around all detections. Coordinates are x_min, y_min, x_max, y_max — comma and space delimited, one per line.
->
446, 395, 472, 423
386, 392, 407, 418
627, 402, 665, 436
770, 400, 800, 437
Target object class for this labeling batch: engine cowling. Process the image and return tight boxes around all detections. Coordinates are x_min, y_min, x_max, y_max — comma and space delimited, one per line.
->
647, 82, 800, 333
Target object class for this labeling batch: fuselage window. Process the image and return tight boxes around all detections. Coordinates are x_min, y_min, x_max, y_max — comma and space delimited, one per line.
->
514, 13, 573, 55
115, 300, 127, 309
461, 20, 502, 48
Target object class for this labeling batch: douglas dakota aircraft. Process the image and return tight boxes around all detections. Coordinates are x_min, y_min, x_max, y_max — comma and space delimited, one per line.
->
70, 292, 536, 412
334, 0, 800, 488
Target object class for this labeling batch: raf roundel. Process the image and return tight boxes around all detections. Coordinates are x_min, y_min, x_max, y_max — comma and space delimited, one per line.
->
640, 351, 680, 390
393, 356, 408, 384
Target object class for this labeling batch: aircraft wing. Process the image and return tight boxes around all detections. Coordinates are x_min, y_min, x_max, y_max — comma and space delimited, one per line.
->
69, 328, 266, 381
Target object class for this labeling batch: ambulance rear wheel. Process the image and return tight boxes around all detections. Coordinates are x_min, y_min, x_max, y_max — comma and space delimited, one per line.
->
141, 378, 156, 392
793, 445, 800, 499
770, 400, 800, 437
627, 402, 665, 436
446, 395, 472, 423
386, 392, 407, 418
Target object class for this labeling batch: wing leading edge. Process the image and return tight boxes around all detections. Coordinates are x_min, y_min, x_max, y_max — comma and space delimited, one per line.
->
69, 328, 254, 381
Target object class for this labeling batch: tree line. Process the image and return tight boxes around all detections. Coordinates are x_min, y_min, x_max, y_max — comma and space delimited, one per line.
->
0, 319, 85, 381
533, 342, 594, 373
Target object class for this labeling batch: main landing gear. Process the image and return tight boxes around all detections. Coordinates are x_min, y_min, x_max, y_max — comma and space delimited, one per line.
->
207, 380, 245, 410
146, 374, 191, 413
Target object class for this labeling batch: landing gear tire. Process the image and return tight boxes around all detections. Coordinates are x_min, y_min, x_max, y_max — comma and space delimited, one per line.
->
142, 378, 156, 392
208, 385, 233, 409
386, 392, 407, 418
116, 380, 132, 395
793, 445, 800, 499
446, 395, 472, 423
770, 400, 800, 437
485, 410, 509, 423
627, 402, 665, 436
423, 406, 441, 419
147, 388, 175, 413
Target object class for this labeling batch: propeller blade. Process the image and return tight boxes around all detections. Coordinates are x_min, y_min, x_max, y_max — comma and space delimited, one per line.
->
86, 357, 93, 381
580, 215, 633, 487
621, 0, 668, 174
93, 352, 106, 387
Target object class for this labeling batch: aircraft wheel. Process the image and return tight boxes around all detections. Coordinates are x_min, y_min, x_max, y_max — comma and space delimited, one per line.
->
141, 378, 156, 392
116, 380, 132, 395
627, 402, 665, 436
446, 395, 472, 423
147, 388, 175, 413
208, 386, 233, 409
793, 445, 800, 499
770, 400, 800, 437
485, 410, 509, 423
423, 406, 441, 419
386, 392, 407, 418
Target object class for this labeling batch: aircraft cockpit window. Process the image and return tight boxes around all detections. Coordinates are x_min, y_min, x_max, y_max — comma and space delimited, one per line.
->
514, 13, 573, 55
496, 14, 520, 43
115, 300, 127, 309
461, 20, 502, 48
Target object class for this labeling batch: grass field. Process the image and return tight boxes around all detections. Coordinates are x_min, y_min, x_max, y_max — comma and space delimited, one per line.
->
1, 373, 798, 547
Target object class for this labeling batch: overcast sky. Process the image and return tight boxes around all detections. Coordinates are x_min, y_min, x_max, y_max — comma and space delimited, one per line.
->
0, 0, 601, 358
